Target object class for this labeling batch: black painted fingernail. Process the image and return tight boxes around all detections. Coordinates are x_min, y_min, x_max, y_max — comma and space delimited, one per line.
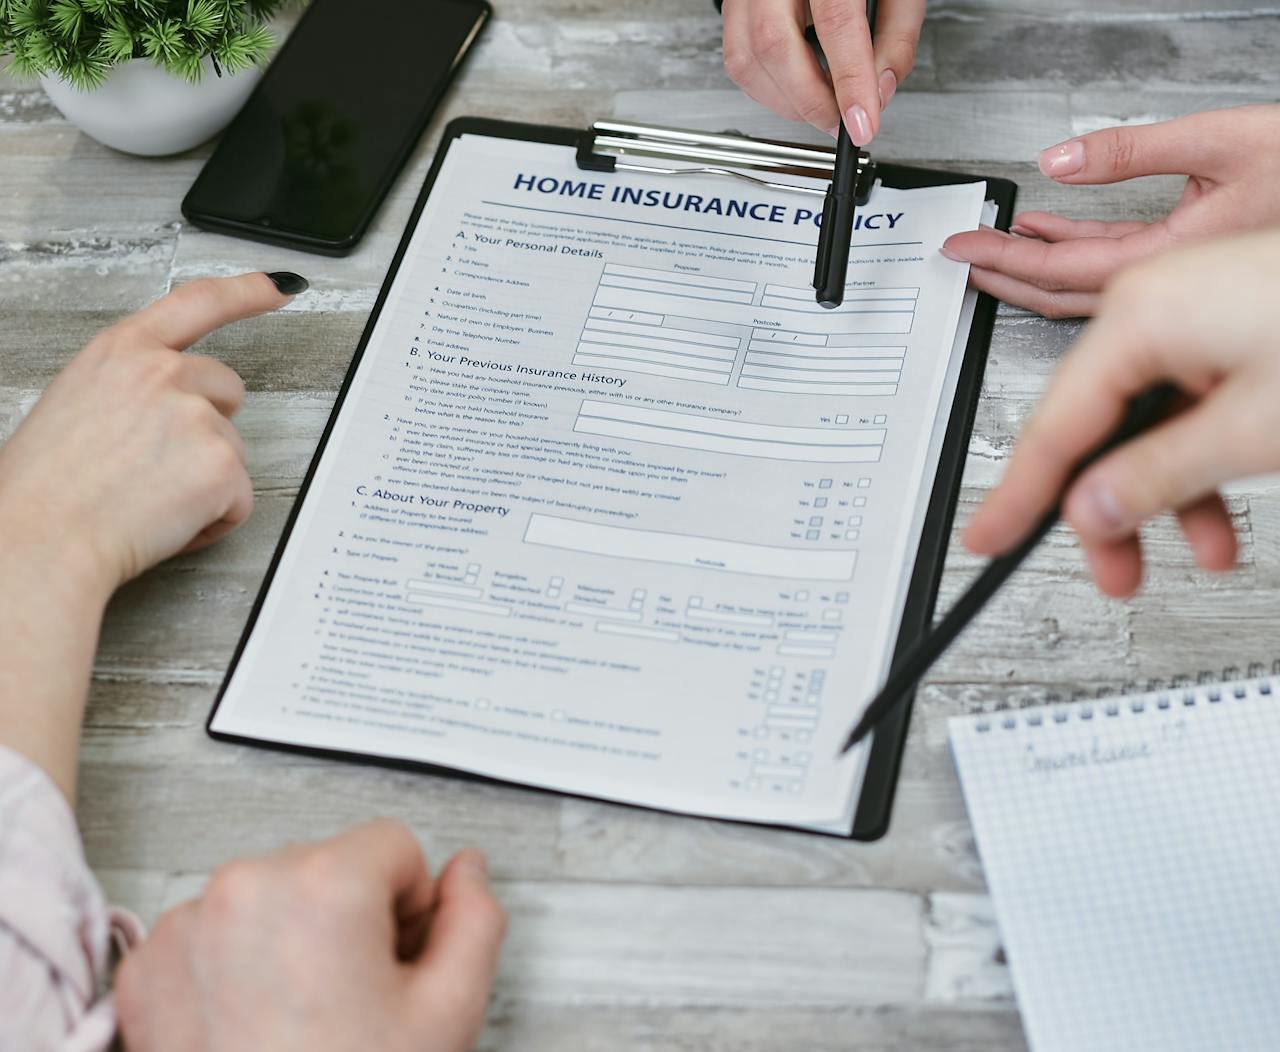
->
266, 271, 309, 295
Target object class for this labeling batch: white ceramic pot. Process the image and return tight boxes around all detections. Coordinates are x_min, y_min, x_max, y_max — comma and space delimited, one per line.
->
41, 57, 262, 156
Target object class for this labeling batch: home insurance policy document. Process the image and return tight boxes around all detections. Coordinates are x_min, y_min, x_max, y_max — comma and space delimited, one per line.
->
211, 130, 986, 834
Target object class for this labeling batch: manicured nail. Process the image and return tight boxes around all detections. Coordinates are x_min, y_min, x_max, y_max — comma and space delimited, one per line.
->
878, 69, 898, 109
266, 271, 309, 295
939, 243, 968, 262
1039, 139, 1085, 179
844, 104, 873, 146
1070, 477, 1125, 536
455, 848, 489, 878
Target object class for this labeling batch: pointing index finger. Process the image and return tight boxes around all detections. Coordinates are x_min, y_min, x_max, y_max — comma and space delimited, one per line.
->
127, 272, 298, 351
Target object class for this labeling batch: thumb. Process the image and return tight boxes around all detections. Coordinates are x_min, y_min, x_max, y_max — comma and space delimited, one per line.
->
405, 849, 506, 1046
1038, 113, 1228, 185
1062, 395, 1242, 544
125, 271, 307, 351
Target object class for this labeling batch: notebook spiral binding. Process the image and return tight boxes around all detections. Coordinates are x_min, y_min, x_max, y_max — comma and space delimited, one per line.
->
973, 658, 1280, 733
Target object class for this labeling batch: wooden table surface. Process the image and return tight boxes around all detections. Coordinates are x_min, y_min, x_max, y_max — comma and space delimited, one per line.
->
3, 2, 1279, 1048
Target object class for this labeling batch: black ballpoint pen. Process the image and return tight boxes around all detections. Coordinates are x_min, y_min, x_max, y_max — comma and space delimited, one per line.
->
839, 384, 1181, 754
813, 0, 878, 309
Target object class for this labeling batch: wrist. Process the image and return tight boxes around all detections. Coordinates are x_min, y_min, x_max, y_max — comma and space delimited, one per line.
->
0, 498, 117, 611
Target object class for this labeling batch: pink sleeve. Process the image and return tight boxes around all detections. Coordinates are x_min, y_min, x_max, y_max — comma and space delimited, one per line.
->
0, 745, 144, 1052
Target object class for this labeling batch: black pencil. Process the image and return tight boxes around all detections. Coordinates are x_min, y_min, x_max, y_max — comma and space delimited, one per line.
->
839, 384, 1182, 754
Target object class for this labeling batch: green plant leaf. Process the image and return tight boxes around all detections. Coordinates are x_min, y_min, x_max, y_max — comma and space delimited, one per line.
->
1, 0, 301, 84
94, 13, 131, 60
183, 0, 220, 42
49, 0, 84, 41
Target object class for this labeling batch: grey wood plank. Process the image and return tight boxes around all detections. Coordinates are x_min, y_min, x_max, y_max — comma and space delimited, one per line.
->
929, 1, 1280, 16
932, 16, 1280, 89
1248, 485, 1280, 588
492, 883, 926, 1007
924, 893, 1014, 1004
76, 685, 565, 878
557, 773, 982, 893
476, 1004, 1027, 1052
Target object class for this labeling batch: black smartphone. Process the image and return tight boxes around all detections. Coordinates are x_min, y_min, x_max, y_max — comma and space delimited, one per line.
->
182, 0, 490, 256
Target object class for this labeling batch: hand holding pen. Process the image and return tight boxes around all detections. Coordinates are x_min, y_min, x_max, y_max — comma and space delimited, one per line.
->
720, 0, 924, 143
842, 228, 1280, 750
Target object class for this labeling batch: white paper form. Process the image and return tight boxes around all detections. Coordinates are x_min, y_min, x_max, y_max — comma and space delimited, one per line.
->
211, 133, 985, 830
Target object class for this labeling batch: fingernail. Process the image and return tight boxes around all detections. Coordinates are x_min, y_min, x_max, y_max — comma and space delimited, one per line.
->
1070, 477, 1125, 536
1010, 223, 1036, 237
456, 848, 489, 878
940, 244, 968, 263
878, 69, 898, 109
825, 124, 841, 139
844, 104, 873, 146
1039, 139, 1085, 179
266, 271, 309, 295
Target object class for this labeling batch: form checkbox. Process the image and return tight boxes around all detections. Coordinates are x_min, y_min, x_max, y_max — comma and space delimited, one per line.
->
814, 497, 828, 508
836, 414, 849, 425
809, 516, 822, 527
796, 590, 809, 601
857, 477, 871, 489
874, 414, 886, 424
845, 529, 860, 540
819, 478, 833, 489
849, 515, 862, 527
853, 497, 867, 507
805, 529, 820, 540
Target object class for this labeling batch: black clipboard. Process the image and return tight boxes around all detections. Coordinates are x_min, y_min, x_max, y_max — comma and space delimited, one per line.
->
207, 116, 1016, 841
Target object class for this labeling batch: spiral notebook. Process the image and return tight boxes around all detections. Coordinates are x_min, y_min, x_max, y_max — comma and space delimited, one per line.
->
950, 666, 1280, 1052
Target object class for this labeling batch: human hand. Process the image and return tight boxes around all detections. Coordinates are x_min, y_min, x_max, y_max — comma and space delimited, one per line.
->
115, 820, 506, 1052
721, 0, 924, 144
963, 229, 1280, 598
941, 105, 1280, 318
0, 272, 300, 601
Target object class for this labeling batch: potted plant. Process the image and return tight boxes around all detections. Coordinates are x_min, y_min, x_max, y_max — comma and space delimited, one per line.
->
0, 0, 296, 156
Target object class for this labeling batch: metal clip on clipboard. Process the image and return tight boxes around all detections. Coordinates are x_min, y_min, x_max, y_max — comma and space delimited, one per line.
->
575, 120, 876, 204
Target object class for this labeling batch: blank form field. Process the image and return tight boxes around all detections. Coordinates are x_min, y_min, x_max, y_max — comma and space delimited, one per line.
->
739, 376, 898, 397
406, 579, 483, 599
777, 643, 838, 658
602, 262, 755, 302
761, 284, 920, 324
406, 593, 512, 618
595, 621, 680, 643
564, 601, 643, 623
524, 513, 858, 581
574, 400, 885, 464
685, 606, 775, 627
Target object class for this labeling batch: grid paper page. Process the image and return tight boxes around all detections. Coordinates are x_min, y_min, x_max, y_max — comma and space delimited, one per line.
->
950, 674, 1280, 1052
